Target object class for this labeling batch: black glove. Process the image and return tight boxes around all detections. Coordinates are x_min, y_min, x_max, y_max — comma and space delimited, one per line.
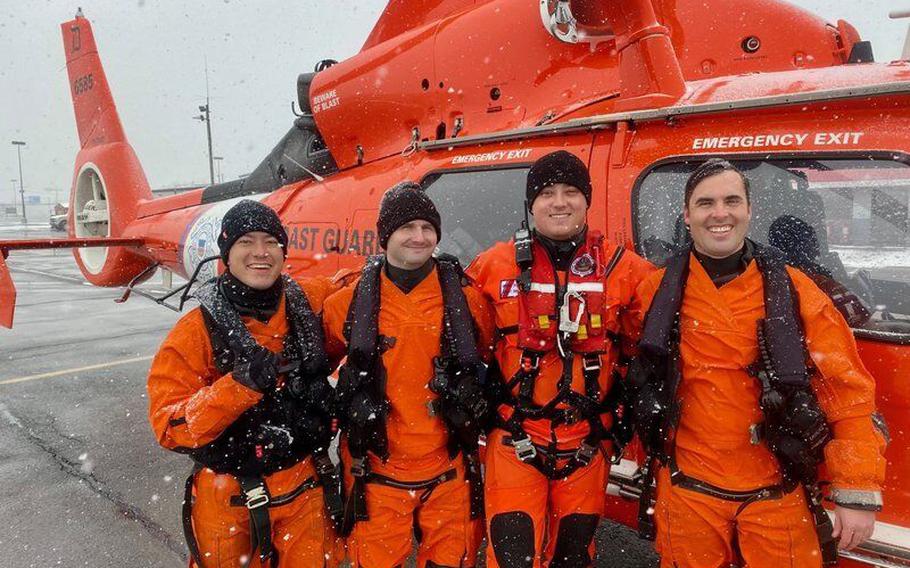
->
347, 391, 388, 458
232, 346, 279, 392
453, 373, 489, 425
290, 374, 337, 415
633, 383, 665, 452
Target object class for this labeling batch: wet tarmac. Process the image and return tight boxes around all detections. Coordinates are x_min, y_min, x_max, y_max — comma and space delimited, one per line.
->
0, 228, 657, 567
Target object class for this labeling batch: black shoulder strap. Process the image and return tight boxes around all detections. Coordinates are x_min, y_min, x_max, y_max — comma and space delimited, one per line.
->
639, 248, 690, 360
436, 255, 481, 369
196, 278, 260, 370
602, 244, 625, 280
282, 275, 330, 377
345, 255, 384, 372
753, 243, 811, 387
200, 308, 235, 375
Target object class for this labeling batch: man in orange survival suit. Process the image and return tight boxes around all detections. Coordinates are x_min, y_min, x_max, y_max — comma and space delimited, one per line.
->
148, 199, 340, 567
322, 182, 495, 568
631, 159, 887, 567
466, 151, 655, 567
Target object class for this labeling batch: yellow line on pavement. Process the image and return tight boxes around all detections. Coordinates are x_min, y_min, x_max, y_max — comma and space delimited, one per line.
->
0, 355, 154, 385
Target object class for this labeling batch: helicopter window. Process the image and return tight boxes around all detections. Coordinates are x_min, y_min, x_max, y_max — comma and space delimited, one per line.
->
635, 157, 910, 342
423, 167, 530, 265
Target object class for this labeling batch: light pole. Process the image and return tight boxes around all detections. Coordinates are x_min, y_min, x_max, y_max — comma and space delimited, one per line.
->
11, 141, 26, 224
194, 102, 215, 185
213, 156, 224, 183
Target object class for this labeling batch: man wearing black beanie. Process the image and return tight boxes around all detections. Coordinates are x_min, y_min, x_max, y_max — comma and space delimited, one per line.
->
466, 151, 655, 567
525, 149, 593, 209
376, 181, 442, 251
323, 183, 494, 567
148, 199, 341, 567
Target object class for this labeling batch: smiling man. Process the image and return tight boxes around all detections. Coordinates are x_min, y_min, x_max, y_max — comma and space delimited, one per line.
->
148, 199, 339, 567
322, 182, 494, 568
631, 159, 887, 567
466, 151, 654, 567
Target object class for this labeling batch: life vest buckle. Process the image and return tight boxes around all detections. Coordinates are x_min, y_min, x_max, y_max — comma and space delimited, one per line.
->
513, 435, 538, 462
350, 457, 369, 479
575, 441, 598, 466
244, 485, 270, 510
520, 353, 540, 373
582, 353, 601, 372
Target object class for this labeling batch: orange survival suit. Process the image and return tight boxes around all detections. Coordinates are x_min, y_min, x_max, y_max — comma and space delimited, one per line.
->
323, 256, 494, 568
466, 229, 655, 567
633, 244, 887, 568
148, 275, 339, 568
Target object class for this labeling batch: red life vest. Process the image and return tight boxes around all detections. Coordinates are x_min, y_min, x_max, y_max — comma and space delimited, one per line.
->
517, 230, 618, 354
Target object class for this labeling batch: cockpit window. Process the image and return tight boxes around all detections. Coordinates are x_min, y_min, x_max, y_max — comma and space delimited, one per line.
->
635, 157, 910, 342
423, 167, 530, 265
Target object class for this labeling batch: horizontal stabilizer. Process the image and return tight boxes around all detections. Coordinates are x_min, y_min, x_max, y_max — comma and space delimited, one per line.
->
0, 253, 14, 329
0, 237, 144, 252
0, 237, 145, 329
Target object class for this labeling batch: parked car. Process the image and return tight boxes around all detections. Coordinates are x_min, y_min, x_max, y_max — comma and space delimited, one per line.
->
49, 213, 67, 231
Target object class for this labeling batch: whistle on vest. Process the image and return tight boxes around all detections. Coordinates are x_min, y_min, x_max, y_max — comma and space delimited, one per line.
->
559, 290, 586, 334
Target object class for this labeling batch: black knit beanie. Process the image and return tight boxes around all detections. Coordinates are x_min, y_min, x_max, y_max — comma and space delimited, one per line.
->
526, 150, 592, 209
217, 199, 288, 262
376, 182, 442, 249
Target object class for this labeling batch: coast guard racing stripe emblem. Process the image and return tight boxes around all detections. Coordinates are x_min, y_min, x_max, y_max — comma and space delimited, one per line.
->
500, 279, 519, 299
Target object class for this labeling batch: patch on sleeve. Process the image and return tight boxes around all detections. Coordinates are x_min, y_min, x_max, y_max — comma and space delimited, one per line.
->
500, 279, 520, 299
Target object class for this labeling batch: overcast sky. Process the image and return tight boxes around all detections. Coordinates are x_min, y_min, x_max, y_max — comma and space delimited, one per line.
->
0, 1, 906, 201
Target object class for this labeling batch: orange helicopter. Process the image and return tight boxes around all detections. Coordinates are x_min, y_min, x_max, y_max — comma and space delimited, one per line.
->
2, 1, 910, 566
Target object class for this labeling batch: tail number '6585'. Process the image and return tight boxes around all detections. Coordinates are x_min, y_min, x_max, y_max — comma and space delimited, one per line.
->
73, 74, 94, 95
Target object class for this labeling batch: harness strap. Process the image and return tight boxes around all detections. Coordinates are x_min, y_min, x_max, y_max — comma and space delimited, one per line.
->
237, 476, 275, 568
668, 460, 784, 508
497, 324, 519, 337
313, 451, 344, 531
464, 451, 485, 520
509, 351, 540, 401
501, 433, 601, 480
182, 465, 205, 567
183, 467, 294, 568
350, 456, 370, 521
581, 353, 602, 401
228, 476, 318, 507
366, 468, 458, 503
805, 484, 839, 565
